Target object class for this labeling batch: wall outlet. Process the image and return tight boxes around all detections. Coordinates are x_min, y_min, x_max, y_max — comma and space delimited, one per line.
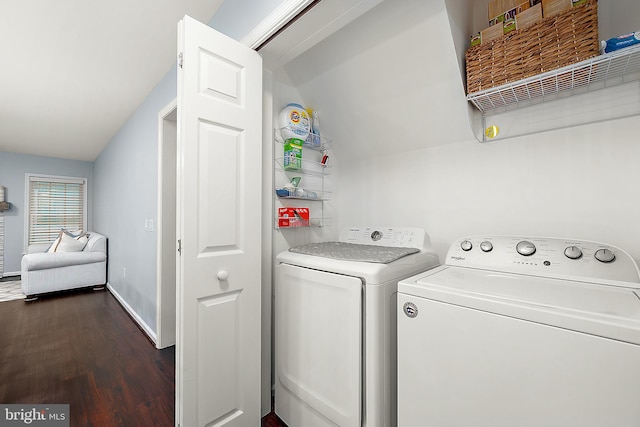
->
123, 267, 126, 278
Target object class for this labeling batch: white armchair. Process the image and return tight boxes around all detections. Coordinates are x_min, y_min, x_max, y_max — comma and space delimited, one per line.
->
21, 232, 107, 300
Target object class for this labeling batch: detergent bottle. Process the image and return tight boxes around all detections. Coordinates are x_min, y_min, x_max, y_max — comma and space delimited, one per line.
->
279, 103, 310, 143
601, 32, 640, 53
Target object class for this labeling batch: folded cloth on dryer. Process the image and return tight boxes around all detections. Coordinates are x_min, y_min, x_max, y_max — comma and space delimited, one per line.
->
289, 241, 419, 263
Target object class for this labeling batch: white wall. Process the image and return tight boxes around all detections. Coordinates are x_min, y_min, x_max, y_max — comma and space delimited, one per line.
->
282, 0, 473, 162
337, 117, 640, 262
276, 0, 640, 266
94, 70, 175, 336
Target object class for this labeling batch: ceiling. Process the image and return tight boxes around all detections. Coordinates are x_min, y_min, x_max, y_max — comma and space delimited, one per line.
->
0, 0, 223, 162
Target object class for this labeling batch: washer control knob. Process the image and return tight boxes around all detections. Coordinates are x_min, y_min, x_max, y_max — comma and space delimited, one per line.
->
516, 240, 536, 256
594, 248, 616, 263
460, 240, 473, 251
480, 241, 493, 252
564, 246, 583, 260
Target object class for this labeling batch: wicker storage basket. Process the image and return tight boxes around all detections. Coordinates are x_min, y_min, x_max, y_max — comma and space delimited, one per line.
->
465, 0, 599, 94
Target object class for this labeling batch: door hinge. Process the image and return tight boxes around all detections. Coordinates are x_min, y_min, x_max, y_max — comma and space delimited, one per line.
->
177, 239, 182, 255
178, 52, 183, 68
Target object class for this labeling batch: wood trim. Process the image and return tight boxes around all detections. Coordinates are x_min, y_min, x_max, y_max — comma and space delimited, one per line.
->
156, 98, 177, 350
240, 0, 317, 49
107, 283, 158, 345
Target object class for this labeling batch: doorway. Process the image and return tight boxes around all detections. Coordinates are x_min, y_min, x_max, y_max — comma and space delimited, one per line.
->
158, 0, 385, 417
157, 99, 177, 349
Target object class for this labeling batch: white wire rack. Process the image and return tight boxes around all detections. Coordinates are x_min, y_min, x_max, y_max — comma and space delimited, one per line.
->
467, 44, 640, 113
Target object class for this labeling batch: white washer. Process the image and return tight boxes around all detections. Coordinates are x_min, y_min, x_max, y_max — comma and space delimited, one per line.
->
275, 227, 439, 427
398, 236, 640, 427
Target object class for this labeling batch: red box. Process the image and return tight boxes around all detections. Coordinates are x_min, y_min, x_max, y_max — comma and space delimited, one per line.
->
278, 207, 310, 227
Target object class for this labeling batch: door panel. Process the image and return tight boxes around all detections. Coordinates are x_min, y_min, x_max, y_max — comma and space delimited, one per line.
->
177, 15, 262, 427
196, 122, 240, 251
196, 291, 241, 424
198, 49, 244, 103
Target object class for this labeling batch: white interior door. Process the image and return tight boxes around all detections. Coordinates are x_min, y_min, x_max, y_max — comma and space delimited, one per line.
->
176, 15, 263, 427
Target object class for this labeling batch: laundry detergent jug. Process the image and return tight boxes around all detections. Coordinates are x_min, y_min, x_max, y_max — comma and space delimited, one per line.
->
279, 103, 310, 143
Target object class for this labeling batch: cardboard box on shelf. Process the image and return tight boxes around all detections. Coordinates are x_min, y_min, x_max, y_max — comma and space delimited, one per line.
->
516, 3, 543, 30
283, 139, 303, 170
541, 0, 572, 17
489, 15, 504, 28
466, 0, 598, 94
488, 0, 519, 21
470, 32, 482, 47
278, 207, 310, 228
489, 0, 531, 35
476, 0, 572, 47
481, 23, 505, 44
503, 17, 517, 35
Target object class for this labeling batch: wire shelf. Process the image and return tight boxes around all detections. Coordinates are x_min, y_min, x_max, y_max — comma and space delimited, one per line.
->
467, 44, 640, 114
274, 217, 330, 229
275, 127, 332, 151
274, 157, 331, 176
275, 188, 331, 201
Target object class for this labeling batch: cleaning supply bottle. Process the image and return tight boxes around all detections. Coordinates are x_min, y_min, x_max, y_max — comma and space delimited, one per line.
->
311, 111, 321, 147
279, 103, 310, 143
601, 32, 640, 53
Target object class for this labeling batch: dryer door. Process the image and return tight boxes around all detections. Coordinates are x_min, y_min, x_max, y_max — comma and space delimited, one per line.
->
275, 263, 362, 427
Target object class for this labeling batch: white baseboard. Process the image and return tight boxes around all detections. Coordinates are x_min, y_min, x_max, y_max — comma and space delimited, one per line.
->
107, 283, 158, 345
2, 271, 21, 278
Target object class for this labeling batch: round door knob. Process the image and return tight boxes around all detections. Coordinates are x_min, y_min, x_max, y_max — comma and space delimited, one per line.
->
480, 241, 493, 252
564, 246, 582, 260
594, 248, 615, 263
516, 240, 536, 256
217, 270, 229, 281
461, 240, 473, 251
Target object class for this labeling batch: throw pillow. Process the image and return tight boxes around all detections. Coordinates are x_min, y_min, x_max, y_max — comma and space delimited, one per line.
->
64, 229, 84, 237
45, 230, 65, 253
55, 231, 90, 252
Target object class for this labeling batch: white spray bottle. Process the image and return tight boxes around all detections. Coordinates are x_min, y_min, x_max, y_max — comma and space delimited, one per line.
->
311, 111, 321, 147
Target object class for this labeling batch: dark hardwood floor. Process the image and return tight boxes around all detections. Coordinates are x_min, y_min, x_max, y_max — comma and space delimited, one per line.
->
0, 288, 175, 426
0, 285, 288, 426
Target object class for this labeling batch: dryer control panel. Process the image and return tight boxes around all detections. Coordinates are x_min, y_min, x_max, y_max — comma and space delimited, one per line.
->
446, 236, 640, 285
340, 227, 429, 249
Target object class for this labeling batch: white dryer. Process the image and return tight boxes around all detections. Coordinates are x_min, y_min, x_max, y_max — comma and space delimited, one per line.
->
398, 236, 640, 427
275, 227, 439, 427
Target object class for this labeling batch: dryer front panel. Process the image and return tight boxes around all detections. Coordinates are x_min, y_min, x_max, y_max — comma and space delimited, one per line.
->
275, 263, 362, 427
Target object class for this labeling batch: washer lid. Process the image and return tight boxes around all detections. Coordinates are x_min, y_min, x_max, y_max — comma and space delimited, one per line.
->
400, 266, 640, 345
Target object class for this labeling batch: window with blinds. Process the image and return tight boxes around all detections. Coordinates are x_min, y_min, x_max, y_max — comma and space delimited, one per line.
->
27, 175, 87, 245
